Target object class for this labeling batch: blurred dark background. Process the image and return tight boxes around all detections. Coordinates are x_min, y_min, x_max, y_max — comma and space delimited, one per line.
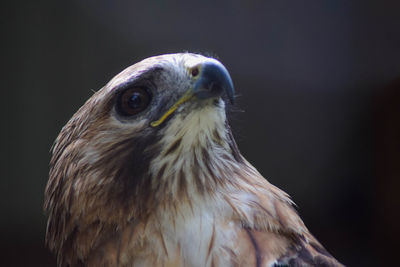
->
3, 0, 400, 266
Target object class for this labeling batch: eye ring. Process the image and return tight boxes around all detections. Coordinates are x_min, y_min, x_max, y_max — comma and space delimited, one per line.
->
116, 87, 152, 116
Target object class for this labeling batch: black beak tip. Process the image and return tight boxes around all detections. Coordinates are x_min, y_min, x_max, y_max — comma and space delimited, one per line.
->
194, 61, 235, 105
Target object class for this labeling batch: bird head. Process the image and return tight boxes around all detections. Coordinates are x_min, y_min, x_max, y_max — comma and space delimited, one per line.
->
44, 53, 243, 259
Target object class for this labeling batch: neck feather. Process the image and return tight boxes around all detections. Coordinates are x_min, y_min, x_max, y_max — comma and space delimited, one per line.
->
149, 103, 243, 200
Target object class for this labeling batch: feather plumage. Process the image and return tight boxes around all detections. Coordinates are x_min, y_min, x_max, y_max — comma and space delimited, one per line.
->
44, 53, 343, 267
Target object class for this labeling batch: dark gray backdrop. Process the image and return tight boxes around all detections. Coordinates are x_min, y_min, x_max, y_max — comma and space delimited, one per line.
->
3, 1, 400, 266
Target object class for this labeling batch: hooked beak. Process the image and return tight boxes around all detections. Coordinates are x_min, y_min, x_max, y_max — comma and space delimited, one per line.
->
192, 60, 235, 105
150, 60, 235, 127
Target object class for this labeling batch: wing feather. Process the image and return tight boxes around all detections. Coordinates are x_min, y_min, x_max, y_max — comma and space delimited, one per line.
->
226, 167, 344, 267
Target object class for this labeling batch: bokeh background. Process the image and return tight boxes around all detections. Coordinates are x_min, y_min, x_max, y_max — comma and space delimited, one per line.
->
3, 0, 400, 266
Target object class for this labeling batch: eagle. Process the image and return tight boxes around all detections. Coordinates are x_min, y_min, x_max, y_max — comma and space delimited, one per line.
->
44, 53, 343, 267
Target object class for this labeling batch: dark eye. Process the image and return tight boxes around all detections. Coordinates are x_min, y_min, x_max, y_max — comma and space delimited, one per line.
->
116, 87, 152, 116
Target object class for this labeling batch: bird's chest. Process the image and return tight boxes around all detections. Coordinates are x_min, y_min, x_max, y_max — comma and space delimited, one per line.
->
119, 202, 238, 267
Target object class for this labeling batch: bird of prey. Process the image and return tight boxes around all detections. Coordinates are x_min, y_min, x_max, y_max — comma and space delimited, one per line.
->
44, 53, 343, 267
